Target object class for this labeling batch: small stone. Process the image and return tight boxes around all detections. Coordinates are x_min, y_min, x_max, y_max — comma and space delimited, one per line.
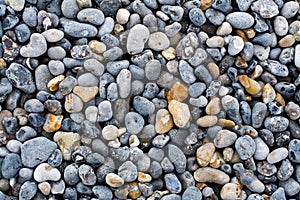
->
93, 186, 113, 200
205, 97, 221, 115
73, 86, 98, 103
279, 35, 295, 48
42, 29, 64, 43
217, 22, 232, 36
48, 60, 65, 76
61, 0, 80, 18
78, 164, 96, 185
196, 143, 215, 167
77, 73, 98, 87
260, 60, 289, 77
47, 75, 65, 92
138, 172, 152, 182
189, 7, 206, 27
274, 16, 288, 36
277, 159, 294, 181
279, 178, 300, 196
251, 0, 279, 18
270, 187, 286, 200
21, 137, 57, 168
206, 36, 224, 48
20, 33, 47, 57
116, 8, 130, 24
220, 183, 242, 200
221, 95, 242, 124
43, 113, 63, 133
197, 115, 218, 128
125, 112, 145, 134
106, 173, 124, 188
168, 100, 191, 128
1, 153, 22, 179
117, 69, 131, 98
77, 8, 104, 25
226, 12, 254, 29
167, 82, 189, 102
118, 161, 138, 182
238, 75, 261, 95
155, 109, 173, 134
53, 132, 80, 160
133, 96, 155, 116
267, 147, 288, 164
59, 76, 77, 95
168, 144, 186, 173
162, 47, 176, 60
214, 130, 237, 148
164, 173, 182, 194
262, 83, 276, 104
285, 101, 300, 120
288, 139, 300, 163
145, 59, 161, 81
38, 182, 51, 196
60, 18, 98, 38
64, 93, 83, 113
34, 163, 61, 182
5, 0, 25, 11
194, 167, 230, 185
148, 32, 170, 51
102, 125, 119, 141
98, 100, 113, 122
70, 45, 93, 60
19, 181, 37, 200
235, 135, 256, 160
127, 24, 150, 54
264, 116, 289, 132
254, 137, 269, 160
228, 36, 244, 56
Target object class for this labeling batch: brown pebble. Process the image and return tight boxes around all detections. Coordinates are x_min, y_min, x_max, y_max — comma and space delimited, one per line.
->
196, 142, 215, 167
0, 58, 6, 69
73, 86, 98, 102
47, 75, 65, 91
194, 167, 230, 185
128, 182, 141, 199
138, 172, 152, 183
43, 113, 63, 133
238, 75, 262, 95
167, 82, 188, 102
155, 109, 173, 134
262, 83, 276, 104
207, 62, 220, 79
168, 100, 191, 128
197, 115, 218, 127
279, 34, 295, 47
162, 47, 176, 60
210, 152, 225, 168
244, 28, 256, 39
206, 97, 221, 115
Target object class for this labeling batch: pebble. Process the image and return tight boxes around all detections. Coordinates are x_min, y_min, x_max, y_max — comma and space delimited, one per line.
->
164, 173, 182, 194
189, 7, 206, 26
125, 112, 145, 134
182, 186, 202, 200
196, 143, 215, 167
228, 36, 244, 56
168, 100, 191, 128
270, 187, 286, 200
15, 24, 30, 43
105, 173, 124, 188
277, 159, 294, 181
288, 139, 300, 163
98, 100, 113, 122
168, 144, 186, 173
221, 95, 242, 124
60, 18, 98, 38
197, 115, 218, 127
220, 183, 242, 200
133, 96, 155, 116
20, 33, 47, 57
117, 69, 131, 98
19, 181, 37, 200
38, 182, 51, 196
64, 93, 83, 113
102, 125, 119, 141
77, 8, 104, 25
78, 164, 96, 185
251, 102, 267, 128
33, 163, 61, 182
264, 116, 289, 132
267, 147, 288, 164
254, 137, 269, 160
235, 135, 256, 160
194, 167, 230, 185
238, 75, 262, 95
279, 178, 300, 196
226, 12, 254, 29
178, 60, 196, 84
155, 109, 173, 134
145, 59, 161, 80
148, 32, 170, 51
1, 153, 22, 179
21, 137, 57, 168
116, 8, 130, 24
73, 86, 98, 103
42, 29, 64, 43
98, 17, 115, 36
214, 130, 237, 148
118, 161, 138, 182
251, 0, 279, 19
281, 1, 299, 19
48, 75, 65, 92
53, 132, 80, 160
127, 24, 150, 54
43, 113, 63, 133
48, 46, 66, 60
285, 101, 300, 120
167, 82, 189, 102
5, 63, 36, 93
93, 186, 113, 200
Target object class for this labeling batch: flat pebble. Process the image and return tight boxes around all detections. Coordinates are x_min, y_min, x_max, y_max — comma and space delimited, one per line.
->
196, 143, 215, 167
102, 125, 119, 141
34, 163, 61, 182
127, 24, 150, 54
148, 32, 170, 51
251, 0, 279, 19
214, 130, 237, 148
20, 33, 47, 57
125, 112, 145, 134
164, 173, 182, 194
1, 153, 22, 179
77, 8, 105, 25
42, 29, 64, 43
235, 135, 256, 160
264, 116, 289, 132
19, 181, 37, 200
105, 173, 124, 188
194, 167, 229, 185
189, 7, 206, 26
226, 12, 254, 29
228, 36, 244, 56
60, 18, 98, 38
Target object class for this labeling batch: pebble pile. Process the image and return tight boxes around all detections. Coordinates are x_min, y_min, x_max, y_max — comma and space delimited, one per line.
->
1, 0, 300, 199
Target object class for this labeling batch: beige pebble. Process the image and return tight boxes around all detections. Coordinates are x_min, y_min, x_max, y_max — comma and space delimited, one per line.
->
155, 109, 174, 134
194, 167, 230, 185
238, 75, 262, 95
206, 36, 224, 48
102, 125, 119, 141
64, 93, 84, 113
279, 34, 295, 47
162, 47, 176, 60
129, 135, 140, 147
217, 22, 232, 36
167, 82, 189, 102
73, 86, 98, 102
47, 75, 65, 91
38, 182, 51, 196
223, 147, 234, 162
168, 100, 191, 128
200, 0, 212, 10
116, 8, 130, 24
220, 183, 242, 200
206, 97, 221, 115
53, 131, 81, 160
106, 173, 125, 188
250, 65, 263, 79
196, 142, 215, 167
210, 152, 225, 168
267, 147, 288, 164
207, 62, 220, 79
89, 40, 106, 54
138, 172, 152, 183
197, 115, 218, 127
262, 83, 276, 104
43, 113, 63, 133
128, 182, 141, 199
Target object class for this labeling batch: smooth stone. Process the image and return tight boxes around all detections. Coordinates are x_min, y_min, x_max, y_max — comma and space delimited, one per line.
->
5, 0, 25, 11
251, 0, 279, 18
43, 113, 63, 133
6, 63, 36, 93
194, 167, 229, 185
48, 60, 65, 76
60, 18, 98, 38
148, 32, 170, 51
168, 100, 190, 128
93, 186, 113, 200
252, 102, 267, 128
182, 186, 202, 200
133, 96, 155, 116
64, 93, 83, 113
78, 164, 97, 185
145, 59, 161, 80
267, 147, 288, 164
274, 16, 288, 36
214, 130, 237, 148
116, 8, 130, 24
77, 8, 105, 25
254, 137, 269, 160
281, 1, 299, 18
164, 173, 182, 194
118, 161, 138, 182
1, 153, 22, 179
196, 143, 215, 167
226, 12, 254, 29
211, 0, 232, 12
127, 24, 150, 54
53, 132, 80, 160
102, 125, 118, 141
42, 29, 64, 43
83, 59, 104, 76
279, 178, 300, 196
155, 109, 173, 134
189, 7, 206, 26
235, 135, 256, 160
220, 183, 242, 200
295, 44, 300, 68
117, 69, 131, 98
15, 24, 30, 43
264, 116, 289, 132
288, 139, 300, 163
197, 115, 218, 128
21, 137, 57, 168
61, 0, 80, 18
167, 144, 186, 173
105, 173, 124, 188
125, 112, 145, 134
98, 100, 113, 122
178, 60, 196, 84
270, 187, 286, 200
73, 86, 98, 103
98, 17, 115, 36
260, 60, 289, 77
228, 36, 244, 56
64, 164, 80, 186
20, 33, 47, 57
19, 181, 37, 200
34, 163, 61, 182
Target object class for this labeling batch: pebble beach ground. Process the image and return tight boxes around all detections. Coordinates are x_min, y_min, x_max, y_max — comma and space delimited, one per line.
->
1, 0, 300, 199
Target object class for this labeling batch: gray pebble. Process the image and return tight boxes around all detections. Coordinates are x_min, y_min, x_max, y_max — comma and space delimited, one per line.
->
19, 181, 37, 200
260, 60, 289, 77
83, 59, 104, 77
6, 140, 22, 153
78, 164, 96, 185
182, 186, 202, 200
254, 137, 269, 161
167, 144, 186, 173
127, 24, 149, 54
48, 149, 63, 167
103, 47, 123, 61
0, 78, 13, 95
252, 102, 267, 129
145, 59, 161, 80
16, 126, 37, 142
129, 65, 145, 79
148, 32, 170, 51
252, 33, 273, 47
212, 0, 232, 13
19, 168, 33, 182
165, 22, 182, 37
92, 186, 113, 200
118, 161, 138, 182
221, 95, 242, 124
125, 112, 145, 134
281, 1, 299, 18
235, 135, 256, 160
285, 101, 300, 120
279, 48, 294, 64
264, 116, 289, 132
70, 45, 93, 60
189, 82, 206, 97
1, 153, 22, 179
161, 194, 181, 200
226, 12, 254, 29
228, 36, 244, 56
64, 164, 80, 186
275, 82, 296, 98
179, 60, 196, 84
164, 173, 182, 194
194, 65, 212, 85
117, 69, 131, 98
205, 8, 224, 26
241, 42, 254, 61
289, 139, 300, 163
42, 29, 64, 43
77, 8, 105, 25
270, 187, 286, 200
61, 0, 80, 18
98, 17, 115, 36
15, 24, 30, 43
21, 137, 57, 168
59, 76, 77, 95
107, 60, 130, 76
235, 0, 254, 11
161, 5, 184, 21
279, 178, 300, 196
101, 33, 120, 48
35, 64, 52, 92
60, 18, 98, 38
77, 73, 98, 87
274, 16, 288, 36
6, 63, 36, 93
24, 99, 44, 113
20, 33, 47, 58
133, 96, 155, 116
189, 7, 206, 26
48, 60, 65, 76
251, 0, 279, 19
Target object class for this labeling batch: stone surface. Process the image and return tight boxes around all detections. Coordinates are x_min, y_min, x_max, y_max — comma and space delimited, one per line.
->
53, 132, 81, 161
168, 100, 191, 128
194, 167, 230, 185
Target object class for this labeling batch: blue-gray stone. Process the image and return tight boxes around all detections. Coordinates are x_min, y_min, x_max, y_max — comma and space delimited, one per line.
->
19, 181, 37, 200
1, 153, 22, 179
